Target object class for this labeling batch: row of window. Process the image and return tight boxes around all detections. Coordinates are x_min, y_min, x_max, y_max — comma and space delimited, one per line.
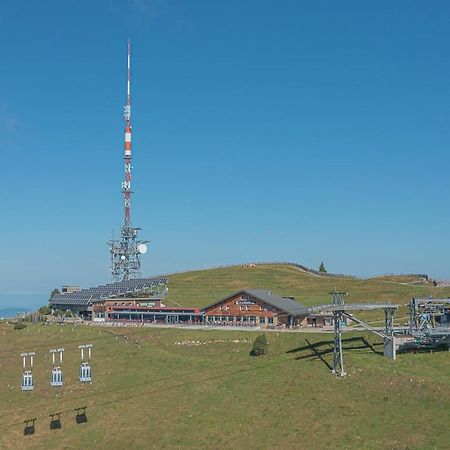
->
206, 316, 274, 324
218, 305, 272, 312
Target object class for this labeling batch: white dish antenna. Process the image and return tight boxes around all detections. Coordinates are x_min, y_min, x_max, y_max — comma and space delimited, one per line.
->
137, 243, 148, 254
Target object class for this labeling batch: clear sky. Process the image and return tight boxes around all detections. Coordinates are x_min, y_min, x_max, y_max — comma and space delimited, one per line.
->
2, 0, 450, 294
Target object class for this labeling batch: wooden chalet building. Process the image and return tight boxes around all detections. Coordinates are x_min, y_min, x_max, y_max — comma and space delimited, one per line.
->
90, 288, 334, 328
201, 289, 308, 327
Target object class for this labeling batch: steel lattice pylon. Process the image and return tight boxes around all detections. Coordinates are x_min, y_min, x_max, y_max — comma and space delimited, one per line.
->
331, 290, 347, 377
108, 40, 148, 281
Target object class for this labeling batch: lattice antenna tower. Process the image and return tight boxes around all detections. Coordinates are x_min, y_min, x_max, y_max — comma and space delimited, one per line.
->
108, 40, 148, 281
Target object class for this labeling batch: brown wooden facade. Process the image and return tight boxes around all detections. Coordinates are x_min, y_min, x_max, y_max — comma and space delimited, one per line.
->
91, 291, 333, 328
202, 292, 307, 328
92, 298, 165, 315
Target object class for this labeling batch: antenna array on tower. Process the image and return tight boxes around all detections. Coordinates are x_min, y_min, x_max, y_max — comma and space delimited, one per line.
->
108, 40, 148, 281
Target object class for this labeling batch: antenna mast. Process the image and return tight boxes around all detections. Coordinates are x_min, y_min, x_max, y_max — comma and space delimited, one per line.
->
108, 40, 148, 281
124, 39, 132, 230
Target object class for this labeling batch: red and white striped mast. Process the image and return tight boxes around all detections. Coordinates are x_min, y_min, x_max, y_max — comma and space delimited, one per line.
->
109, 40, 148, 281
123, 39, 132, 228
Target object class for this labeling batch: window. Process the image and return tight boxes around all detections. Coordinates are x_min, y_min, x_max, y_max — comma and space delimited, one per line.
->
268, 317, 273, 324
219, 306, 223, 311
228, 316, 233, 321
250, 316, 256, 322
245, 305, 250, 311
235, 316, 241, 322
260, 317, 266, 323
243, 317, 248, 322
240, 306, 244, 311
225, 305, 230, 310
214, 316, 220, 321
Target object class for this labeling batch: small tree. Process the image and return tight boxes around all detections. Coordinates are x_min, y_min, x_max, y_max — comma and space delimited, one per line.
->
319, 262, 327, 273
250, 334, 268, 357
50, 288, 60, 298
39, 305, 52, 315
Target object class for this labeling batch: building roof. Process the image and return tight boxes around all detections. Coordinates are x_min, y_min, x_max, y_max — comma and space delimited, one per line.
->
50, 277, 168, 307
202, 289, 307, 316
106, 305, 201, 313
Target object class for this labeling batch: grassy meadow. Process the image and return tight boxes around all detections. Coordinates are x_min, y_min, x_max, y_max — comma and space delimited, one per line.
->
164, 264, 450, 308
1, 264, 450, 449
164, 263, 450, 323
0, 322, 449, 449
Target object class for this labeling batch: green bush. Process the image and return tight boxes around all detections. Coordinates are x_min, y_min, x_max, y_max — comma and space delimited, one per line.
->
14, 322, 27, 330
250, 334, 268, 357
39, 305, 52, 315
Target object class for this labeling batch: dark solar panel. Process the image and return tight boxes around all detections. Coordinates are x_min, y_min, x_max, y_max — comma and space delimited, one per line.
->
49, 277, 168, 307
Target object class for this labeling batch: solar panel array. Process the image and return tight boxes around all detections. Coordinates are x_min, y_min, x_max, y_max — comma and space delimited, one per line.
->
50, 277, 168, 307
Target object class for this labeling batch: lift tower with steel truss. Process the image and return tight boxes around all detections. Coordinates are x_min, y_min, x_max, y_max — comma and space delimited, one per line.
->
331, 290, 347, 378
406, 298, 450, 348
108, 40, 148, 282
308, 291, 399, 378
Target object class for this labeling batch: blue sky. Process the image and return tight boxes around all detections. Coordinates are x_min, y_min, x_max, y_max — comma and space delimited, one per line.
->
2, 0, 450, 294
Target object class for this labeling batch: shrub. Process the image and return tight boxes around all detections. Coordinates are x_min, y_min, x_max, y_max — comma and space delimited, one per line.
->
39, 305, 52, 315
14, 322, 27, 330
250, 334, 268, 357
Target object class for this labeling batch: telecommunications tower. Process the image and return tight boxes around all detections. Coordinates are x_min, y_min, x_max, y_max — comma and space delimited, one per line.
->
108, 40, 148, 281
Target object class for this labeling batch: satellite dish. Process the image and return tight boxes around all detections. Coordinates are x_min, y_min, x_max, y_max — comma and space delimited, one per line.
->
137, 243, 147, 254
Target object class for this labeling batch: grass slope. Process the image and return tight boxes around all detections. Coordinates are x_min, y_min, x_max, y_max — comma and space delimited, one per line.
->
0, 323, 449, 449
164, 263, 450, 309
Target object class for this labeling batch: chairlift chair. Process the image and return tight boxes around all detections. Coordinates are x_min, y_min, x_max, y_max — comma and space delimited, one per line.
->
21, 352, 35, 391
79, 362, 92, 382
21, 370, 34, 391
50, 367, 63, 387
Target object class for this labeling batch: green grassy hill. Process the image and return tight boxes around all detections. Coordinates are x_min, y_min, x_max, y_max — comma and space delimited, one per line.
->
164, 263, 450, 308
0, 323, 449, 449
1, 264, 449, 448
